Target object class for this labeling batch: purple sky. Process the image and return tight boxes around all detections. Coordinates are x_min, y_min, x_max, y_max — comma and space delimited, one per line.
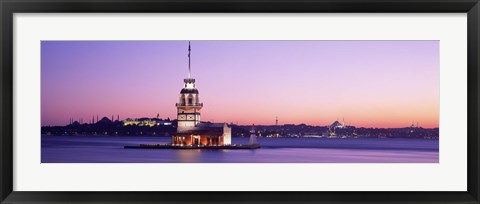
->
41, 41, 439, 128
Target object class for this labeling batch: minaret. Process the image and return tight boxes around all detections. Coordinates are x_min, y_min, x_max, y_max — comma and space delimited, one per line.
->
176, 41, 203, 132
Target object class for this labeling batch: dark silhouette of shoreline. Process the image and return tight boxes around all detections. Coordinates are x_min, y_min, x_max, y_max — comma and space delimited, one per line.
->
41, 117, 438, 139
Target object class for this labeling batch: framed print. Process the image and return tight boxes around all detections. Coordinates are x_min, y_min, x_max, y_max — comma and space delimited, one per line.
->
1, 0, 479, 203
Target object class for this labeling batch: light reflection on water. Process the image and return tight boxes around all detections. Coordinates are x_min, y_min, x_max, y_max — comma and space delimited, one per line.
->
41, 135, 439, 163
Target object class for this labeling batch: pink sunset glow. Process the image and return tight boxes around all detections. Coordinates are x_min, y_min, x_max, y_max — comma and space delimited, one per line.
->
41, 41, 439, 128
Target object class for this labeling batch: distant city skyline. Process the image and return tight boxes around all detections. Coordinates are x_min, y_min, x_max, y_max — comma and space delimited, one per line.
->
41, 41, 439, 128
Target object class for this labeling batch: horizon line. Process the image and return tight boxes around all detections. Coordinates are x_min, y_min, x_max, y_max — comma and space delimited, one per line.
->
42, 118, 439, 129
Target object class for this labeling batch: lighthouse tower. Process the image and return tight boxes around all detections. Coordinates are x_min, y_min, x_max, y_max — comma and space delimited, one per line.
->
176, 42, 203, 132
249, 124, 257, 145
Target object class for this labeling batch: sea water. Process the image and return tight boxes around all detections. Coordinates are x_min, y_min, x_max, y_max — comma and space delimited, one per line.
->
41, 135, 439, 163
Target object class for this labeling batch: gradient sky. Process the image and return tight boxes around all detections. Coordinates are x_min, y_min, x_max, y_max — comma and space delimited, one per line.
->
41, 41, 439, 128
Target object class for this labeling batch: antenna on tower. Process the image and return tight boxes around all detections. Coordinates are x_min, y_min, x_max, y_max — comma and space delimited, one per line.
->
188, 41, 191, 78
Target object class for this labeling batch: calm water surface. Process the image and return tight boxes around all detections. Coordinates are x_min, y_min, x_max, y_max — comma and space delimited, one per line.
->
41, 136, 439, 163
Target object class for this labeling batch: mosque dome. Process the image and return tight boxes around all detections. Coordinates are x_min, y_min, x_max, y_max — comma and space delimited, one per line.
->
330, 121, 343, 128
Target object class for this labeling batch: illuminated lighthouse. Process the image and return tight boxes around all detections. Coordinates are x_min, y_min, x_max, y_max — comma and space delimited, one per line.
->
127, 41, 259, 149
171, 42, 232, 146
176, 41, 203, 132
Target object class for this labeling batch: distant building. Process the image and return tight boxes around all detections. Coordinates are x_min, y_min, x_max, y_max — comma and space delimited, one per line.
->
328, 119, 355, 137
123, 118, 172, 127
330, 120, 344, 129
97, 117, 112, 124
329, 119, 356, 129
171, 42, 232, 146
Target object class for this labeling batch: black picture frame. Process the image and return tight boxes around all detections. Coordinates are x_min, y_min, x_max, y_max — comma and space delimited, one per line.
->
1, 0, 479, 203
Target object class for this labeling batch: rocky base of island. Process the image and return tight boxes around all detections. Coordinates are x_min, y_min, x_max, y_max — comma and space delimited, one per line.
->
124, 144, 260, 149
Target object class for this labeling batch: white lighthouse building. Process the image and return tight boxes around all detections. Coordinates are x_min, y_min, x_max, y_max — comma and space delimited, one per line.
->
172, 42, 231, 146
176, 42, 202, 132
249, 125, 257, 145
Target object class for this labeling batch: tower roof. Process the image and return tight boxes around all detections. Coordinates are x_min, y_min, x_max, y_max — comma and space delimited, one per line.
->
184, 78, 195, 83
180, 42, 198, 94
180, 88, 199, 94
